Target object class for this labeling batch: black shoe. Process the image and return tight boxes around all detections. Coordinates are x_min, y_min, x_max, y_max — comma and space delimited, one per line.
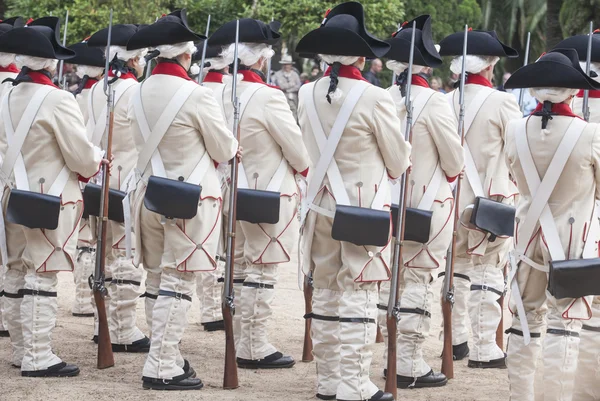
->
183, 359, 196, 378
396, 369, 448, 389
0, 330, 9, 337
338, 390, 395, 401
22, 362, 80, 377
237, 351, 295, 369
453, 342, 470, 361
316, 394, 336, 400
142, 370, 203, 391
468, 355, 507, 369
92, 335, 98, 344
72, 312, 95, 318
202, 320, 225, 332
112, 336, 151, 353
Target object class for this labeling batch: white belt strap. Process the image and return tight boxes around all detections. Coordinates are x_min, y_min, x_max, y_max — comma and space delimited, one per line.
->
88, 79, 137, 146
510, 117, 587, 343
134, 81, 197, 178
401, 89, 435, 132
303, 81, 370, 221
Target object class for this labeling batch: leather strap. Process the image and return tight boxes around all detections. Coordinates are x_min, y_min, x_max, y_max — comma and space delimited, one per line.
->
88, 79, 137, 146
339, 317, 377, 324
158, 289, 192, 302
546, 328, 580, 337
582, 324, 600, 332
21, 289, 57, 297
233, 279, 245, 284
3, 290, 23, 298
0, 290, 3, 297
398, 307, 432, 318
377, 304, 387, 311
470, 284, 503, 297
142, 292, 158, 300
438, 272, 471, 281
304, 313, 340, 321
242, 282, 274, 289
105, 278, 141, 286
505, 328, 542, 338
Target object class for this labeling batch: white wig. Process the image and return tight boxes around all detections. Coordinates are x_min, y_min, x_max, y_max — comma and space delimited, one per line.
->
579, 61, 600, 83
108, 46, 148, 65
386, 60, 427, 75
529, 87, 579, 104
156, 41, 196, 60
450, 55, 499, 75
0, 52, 15, 68
205, 56, 230, 72
15, 55, 58, 71
317, 54, 360, 103
221, 42, 274, 67
75, 65, 104, 79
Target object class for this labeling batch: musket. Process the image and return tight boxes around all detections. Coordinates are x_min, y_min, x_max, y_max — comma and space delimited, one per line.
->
92, 9, 115, 370
222, 19, 240, 391
518, 32, 531, 112
144, 50, 160, 81
196, 15, 212, 84
584, 21, 594, 122
301, 272, 314, 362
385, 20, 416, 398
496, 262, 508, 349
441, 24, 469, 380
58, 10, 69, 89
266, 17, 274, 85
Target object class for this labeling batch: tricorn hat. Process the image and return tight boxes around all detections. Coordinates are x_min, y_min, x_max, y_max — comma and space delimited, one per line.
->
295, 1, 390, 59
0, 16, 74, 60
68, 40, 105, 67
553, 32, 600, 62
87, 24, 139, 47
208, 18, 281, 47
504, 48, 600, 90
386, 15, 442, 68
0, 17, 25, 35
439, 29, 518, 58
127, 9, 205, 50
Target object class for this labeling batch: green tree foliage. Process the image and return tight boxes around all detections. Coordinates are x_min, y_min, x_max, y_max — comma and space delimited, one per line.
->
560, 0, 600, 37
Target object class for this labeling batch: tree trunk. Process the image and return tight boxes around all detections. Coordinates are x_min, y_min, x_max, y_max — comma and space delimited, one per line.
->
546, 0, 564, 48
0, 0, 5, 20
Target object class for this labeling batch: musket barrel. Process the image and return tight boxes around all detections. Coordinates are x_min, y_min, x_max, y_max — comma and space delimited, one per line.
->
58, 10, 69, 89
518, 32, 531, 111
197, 15, 211, 84
584, 21, 594, 122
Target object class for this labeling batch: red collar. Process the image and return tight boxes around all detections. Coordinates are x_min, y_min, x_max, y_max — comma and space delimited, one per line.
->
152, 61, 193, 81
531, 102, 581, 119
324, 65, 368, 82
83, 77, 98, 90
239, 69, 279, 88
412, 75, 429, 88
108, 70, 138, 81
466, 74, 493, 88
0, 64, 19, 74
28, 71, 58, 88
576, 89, 600, 98
203, 71, 224, 83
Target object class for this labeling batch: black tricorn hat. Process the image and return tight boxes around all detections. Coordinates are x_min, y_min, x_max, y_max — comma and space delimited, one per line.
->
0, 17, 25, 34
127, 9, 205, 50
386, 15, 442, 68
553, 32, 600, 62
504, 48, 600, 90
0, 17, 74, 60
68, 41, 105, 67
295, 1, 390, 59
207, 18, 281, 46
439, 29, 518, 58
88, 24, 139, 47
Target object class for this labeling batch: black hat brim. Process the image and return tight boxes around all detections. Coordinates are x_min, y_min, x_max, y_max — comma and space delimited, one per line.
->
67, 42, 105, 67
208, 18, 281, 46
439, 30, 518, 58
0, 25, 74, 59
386, 15, 442, 68
553, 35, 600, 62
88, 24, 139, 47
127, 23, 205, 50
296, 26, 389, 58
505, 49, 600, 90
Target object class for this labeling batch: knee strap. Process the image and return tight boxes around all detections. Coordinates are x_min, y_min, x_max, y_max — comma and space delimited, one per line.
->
105, 278, 141, 286
438, 272, 471, 281
546, 328, 580, 338
582, 324, 600, 333
398, 307, 431, 318
470, 284, 504, 296
243, 282, 274, 289
142, 292, 158, 300
377, 304, 387, 311
304, 313, 339, 321
339, 317, 376, 324
158, 290, 192, 302
21, 289, 57, 297
3, 290, 24, 299
0, 290, 4, 297
505, 328, 541, 338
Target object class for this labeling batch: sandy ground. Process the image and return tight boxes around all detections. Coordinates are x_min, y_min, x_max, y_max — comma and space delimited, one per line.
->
0, 263, 526, 401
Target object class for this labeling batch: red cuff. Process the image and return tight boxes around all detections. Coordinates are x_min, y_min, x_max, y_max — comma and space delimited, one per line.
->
78, 162, 102, 183
298, 168, 309, 178
446, 174, 459, 183
213, 160, 219, 168
388, 172, 398, 180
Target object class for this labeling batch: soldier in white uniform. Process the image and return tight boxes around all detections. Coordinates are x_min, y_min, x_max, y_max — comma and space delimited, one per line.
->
87, 24, 150, 352
191, 43, 229, 333
296, 3, 411, 400
67, 39, 105, 318
125, 10, 239, 390
0, 16, 105, 377
0, 16, 24, 339
378, 15, 464, 388
503, 48, 600, 401
209, 18, 311, 369
552, 34, 600, 401
439, 29, 522, 367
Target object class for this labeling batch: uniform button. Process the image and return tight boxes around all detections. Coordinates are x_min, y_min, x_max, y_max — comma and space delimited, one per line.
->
515, 217, 520, 223
253, 173, 259, 179
213, 203, 216, 208
198, 202, 202, 206
440, 203, 444, 208
39, 178, 45, 184
568, 217, 575, 224
357, 182, 363, 188
196, 244, 202, 250
271, 237, 277, 243
368, 251, 374, 257
410, 180, 415, 185
178, 176, 184, 181
288, 197, 292, 202
61, 207, 64, 210
117, 165, 123, 171
56, 247, 62, 251
375, 252, 381, 258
